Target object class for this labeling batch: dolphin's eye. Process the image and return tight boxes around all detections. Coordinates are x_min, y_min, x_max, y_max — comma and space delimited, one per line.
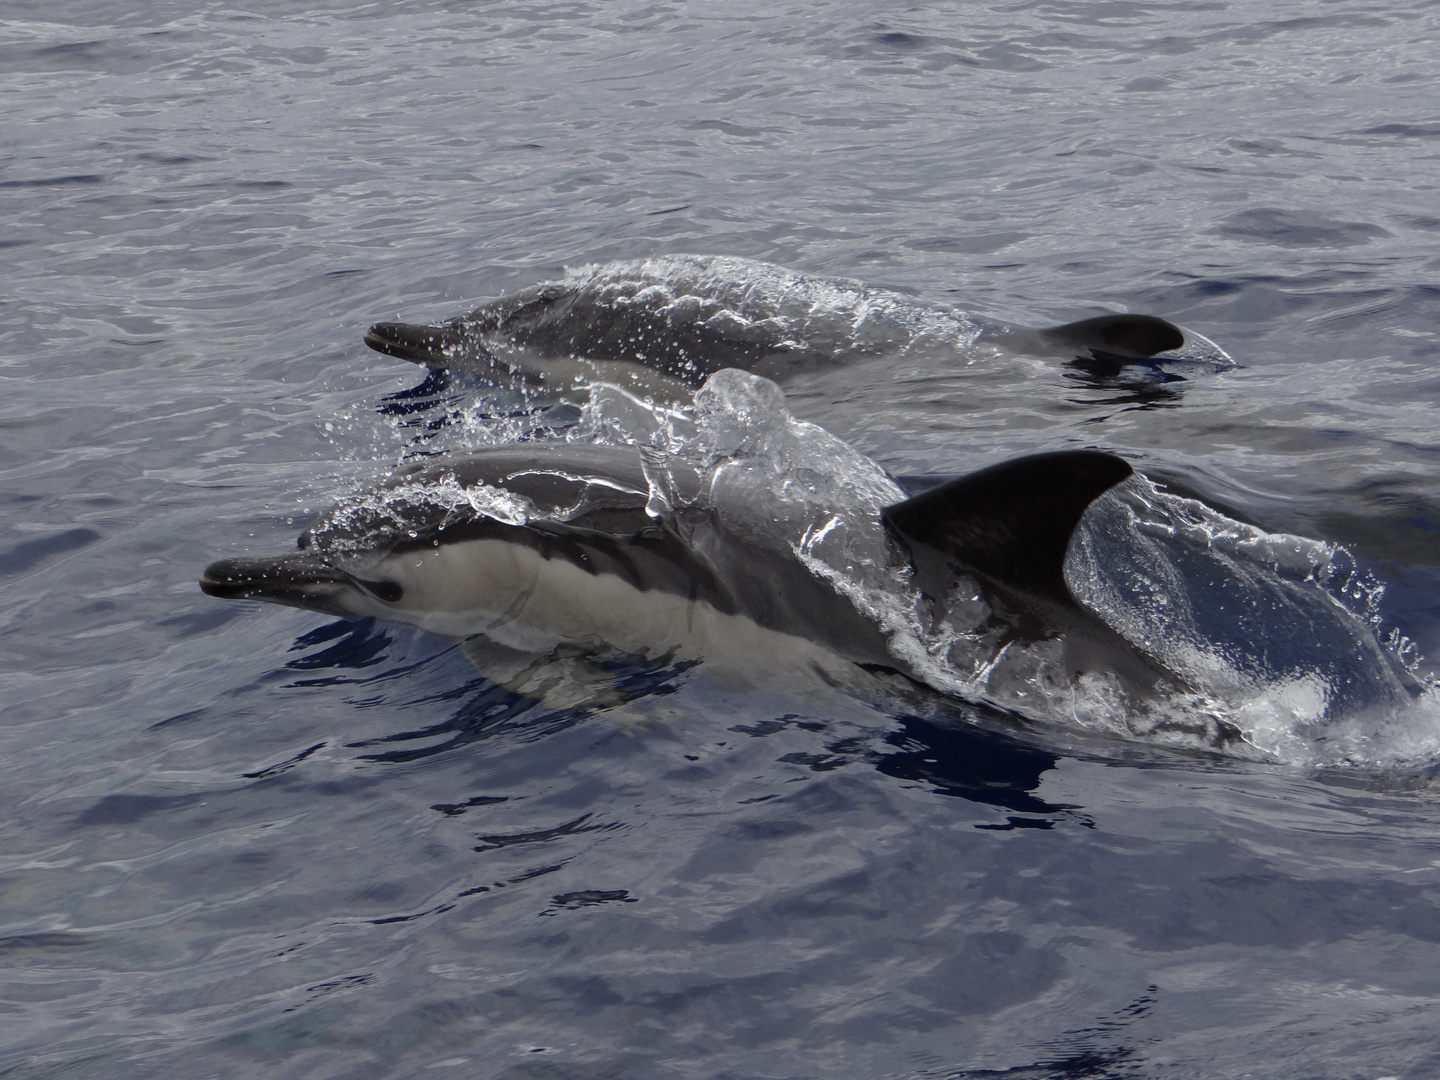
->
356, 578, 403, 603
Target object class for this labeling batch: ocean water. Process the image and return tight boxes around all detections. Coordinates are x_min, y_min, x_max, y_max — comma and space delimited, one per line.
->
3, 1, 1440, 1077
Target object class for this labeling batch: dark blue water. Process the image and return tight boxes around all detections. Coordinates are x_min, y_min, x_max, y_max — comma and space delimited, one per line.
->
3, 2, 1440, 1076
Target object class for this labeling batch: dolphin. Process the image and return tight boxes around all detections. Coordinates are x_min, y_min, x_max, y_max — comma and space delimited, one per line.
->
362, 254, 1223, 400
199, 440, 1147, 700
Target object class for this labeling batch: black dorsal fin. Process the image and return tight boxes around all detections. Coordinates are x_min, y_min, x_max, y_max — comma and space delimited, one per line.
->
881, 451, 1133, 606
989, 314, 1185, 366
1038, 314, 1184, 361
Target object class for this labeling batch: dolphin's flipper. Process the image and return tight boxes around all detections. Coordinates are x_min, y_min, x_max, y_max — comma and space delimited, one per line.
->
459, 635, 631, 711
881, 451, 1133, 607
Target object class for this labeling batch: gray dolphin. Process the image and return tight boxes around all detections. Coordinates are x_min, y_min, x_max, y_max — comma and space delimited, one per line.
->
362, 255, 1223, 399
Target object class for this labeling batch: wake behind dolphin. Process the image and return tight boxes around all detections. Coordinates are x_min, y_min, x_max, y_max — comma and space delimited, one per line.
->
202, 369, 1424, 764
363, 255, 1232, 399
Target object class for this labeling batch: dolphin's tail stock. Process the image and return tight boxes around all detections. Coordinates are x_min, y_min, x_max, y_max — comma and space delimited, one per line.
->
881, 450, 1133, 609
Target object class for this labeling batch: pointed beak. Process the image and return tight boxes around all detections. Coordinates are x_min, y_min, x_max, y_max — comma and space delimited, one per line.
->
364, 321, 467, 366
200, 553, 352, 603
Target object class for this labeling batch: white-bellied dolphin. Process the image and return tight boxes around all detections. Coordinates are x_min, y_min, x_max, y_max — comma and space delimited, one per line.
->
362, 255, 1226, 399
200, 440, 1146, 700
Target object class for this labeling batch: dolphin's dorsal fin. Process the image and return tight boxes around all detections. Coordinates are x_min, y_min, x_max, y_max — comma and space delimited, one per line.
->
989, 314, 1185, 365
881, 451, 1133, 606
1038, 314, 1184, 361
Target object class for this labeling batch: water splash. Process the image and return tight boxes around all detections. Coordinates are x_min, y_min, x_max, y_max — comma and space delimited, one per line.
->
306, 473, 535, 557
1066, 478, 1439, 766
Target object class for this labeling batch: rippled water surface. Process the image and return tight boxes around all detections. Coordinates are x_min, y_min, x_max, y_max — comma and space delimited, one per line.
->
4, 1, 1440, 1076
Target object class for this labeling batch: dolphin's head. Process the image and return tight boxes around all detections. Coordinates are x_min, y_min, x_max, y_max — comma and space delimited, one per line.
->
198, 442, 676, 643
200, 526, 554, 644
